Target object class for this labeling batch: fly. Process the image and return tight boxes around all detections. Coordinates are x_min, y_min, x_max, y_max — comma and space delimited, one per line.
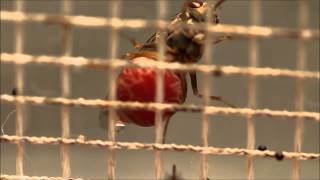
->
100, 0, 233, 143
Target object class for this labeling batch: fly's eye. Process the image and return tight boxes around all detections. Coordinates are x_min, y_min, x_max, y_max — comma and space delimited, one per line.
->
188, 0, 203, 8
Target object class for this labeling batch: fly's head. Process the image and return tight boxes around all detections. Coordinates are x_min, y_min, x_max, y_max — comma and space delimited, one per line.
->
183, 0, 224, 24
184, 0, 208, 22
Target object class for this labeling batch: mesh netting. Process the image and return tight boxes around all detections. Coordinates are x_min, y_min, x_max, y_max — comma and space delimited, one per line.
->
1, 0, 319, 179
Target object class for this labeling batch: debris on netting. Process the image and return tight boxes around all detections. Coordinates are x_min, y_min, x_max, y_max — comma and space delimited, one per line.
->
11, 88, 17, 96
275, 151, 285, 161
257, 145, 268, 151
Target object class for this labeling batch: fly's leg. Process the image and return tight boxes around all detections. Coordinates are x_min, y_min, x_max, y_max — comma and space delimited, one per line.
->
213, 0, 227, 10
162, 118, 171, 144
213, 35, 232, 44
189, 72, 236, 108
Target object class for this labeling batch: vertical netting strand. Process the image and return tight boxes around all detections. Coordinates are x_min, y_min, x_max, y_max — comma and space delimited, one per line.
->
107, 1, 121, 179
293, 0, 308, 179
155, 0, 167, 179
201, 3, 214, 179
60, 0, 73, 178
247, 0, 261, 179
14, 0, 25, 176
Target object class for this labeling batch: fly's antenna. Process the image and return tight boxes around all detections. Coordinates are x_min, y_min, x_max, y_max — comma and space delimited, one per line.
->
180, 0, 190, 13
213, 0, 226, 11
118, 31, 142, 49
118, 31, 157, 50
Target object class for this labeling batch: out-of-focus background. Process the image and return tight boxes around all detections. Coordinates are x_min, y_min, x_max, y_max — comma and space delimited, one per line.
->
1, 0, 319, 179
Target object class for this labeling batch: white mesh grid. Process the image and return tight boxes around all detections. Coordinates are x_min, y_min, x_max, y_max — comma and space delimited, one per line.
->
1, 0, 319, 179
154, 0, 167, 179
247, 0, 261, 179
13, 0, 25, 177
106, 1, 121, 179
293, 0, 309, 179
60, 0, 72, 178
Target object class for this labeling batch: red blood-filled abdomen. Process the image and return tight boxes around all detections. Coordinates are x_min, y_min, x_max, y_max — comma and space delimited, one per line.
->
116, 57, 186, 127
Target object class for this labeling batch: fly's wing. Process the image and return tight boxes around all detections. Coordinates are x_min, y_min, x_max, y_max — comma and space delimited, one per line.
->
145, 32, 157, 44
141, 12, 183, 51
99, 93, 127, 132
140, 32, 159, 52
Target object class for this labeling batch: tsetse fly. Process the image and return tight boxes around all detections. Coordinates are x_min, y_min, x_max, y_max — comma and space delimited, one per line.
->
100, 0, 233, 142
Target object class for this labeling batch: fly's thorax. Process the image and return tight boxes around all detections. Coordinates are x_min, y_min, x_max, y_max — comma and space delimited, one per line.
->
166, 29, 203, 62
164, 0, 223, 62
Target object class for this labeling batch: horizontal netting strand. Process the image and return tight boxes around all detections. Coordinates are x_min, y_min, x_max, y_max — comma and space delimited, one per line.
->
1, 94, 319, 121
1, 135, 319, 160
1, 53, 319, 79
1, 11, 319, 39
0, 175, 83, 180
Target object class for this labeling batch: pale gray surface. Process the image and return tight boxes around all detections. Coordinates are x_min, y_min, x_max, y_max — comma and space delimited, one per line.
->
1, 0, 319, 179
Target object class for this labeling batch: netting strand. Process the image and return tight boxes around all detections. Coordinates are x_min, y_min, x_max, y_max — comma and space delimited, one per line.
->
107, 1, 121, 179
60, 0, 73, 178
247, 0, 261, 179
13, 0, 25, 176
0, 174, 83, 180
1, 11, 319, 39
2, 94, 319, 121
200, 4, 215, 179
1, 135, 319, 160
155, 0, 167, 179
293, 0, 309, 179
2, 53, 319, 79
